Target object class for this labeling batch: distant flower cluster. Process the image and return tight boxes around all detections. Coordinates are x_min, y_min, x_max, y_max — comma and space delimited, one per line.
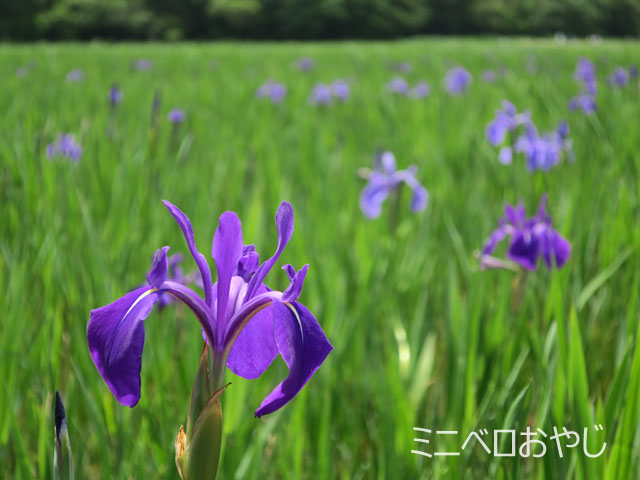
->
256, 80, 287, 103
481, 195, 571, 271
607, 66, 630, 87
569, 58, 597, 115
108, 84, 123, 106
309, 80, 350, 105
168, 108, 186, 124
66, 69, 85, 83
386, 78, 430, 98
46, 134, 82, 162
295, 57, 315, 72
486, 101, 572, 171
445, 67, 472, 95
359, 151, 428, 219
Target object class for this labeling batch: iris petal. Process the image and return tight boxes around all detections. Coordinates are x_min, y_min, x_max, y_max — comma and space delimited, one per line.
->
162, 201, 214, 308
147, 246, 169, 288
254, 300, 333, 418
359, 174, 389, 219
245, 202, 294, 302
87, 287, 161, 407
212, 212, 244, 338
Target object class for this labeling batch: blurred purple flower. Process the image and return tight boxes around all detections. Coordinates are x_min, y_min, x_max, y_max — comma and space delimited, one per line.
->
481, 195, 571, 271
168, 108, 186, 124
86, 200, 333, 417
331, 80, 350, 101
136, 59, 153, 71
295, 57, 315, 72
359, 151, 428, 219
309, 83, 333, 106
386, 77, 410, 95
410, 82, 431, 99
46, 134, 82, 162
568, 93, 597, 115
445, 67, 472, 95
485, 100, 530, 147
514, 122, 573, 172
630, 65, 638, 80
256, 80, 287, 103
607, 66, 629, 87
482, 70, 498, 83
66, 69, 85, 82
390, 61, 412, 73
108, 83, 123, 106
574, 58, 596, 84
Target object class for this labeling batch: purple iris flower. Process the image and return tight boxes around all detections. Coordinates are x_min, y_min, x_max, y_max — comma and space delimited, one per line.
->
607, 66, 629, 87
481, 195, 571, 271
568, 93, 597, 115
108, 84, 123, 106
295, 57, 315, 72
331, 80, 350, 101
46, 134, 82, 162
574, 58, 596, 84
309, 83, 333, 106
483, 70, 498, 83
168, 108, 186, 124
485, 100, 530, 147
513, 122, 573, 172
87, 201, 332, 417
256, 81, 287, 103
630, 65, 638, 80
136, 59, 153, 71
410, 82, 430, 99
386, 77, 410, 95
390, 61, 412, 73
359, 151, 428, 219
65, 69, 85, 83
445, 67, 472, 95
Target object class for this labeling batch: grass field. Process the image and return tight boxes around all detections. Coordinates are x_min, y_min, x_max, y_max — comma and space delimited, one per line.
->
1, 38, 640, 479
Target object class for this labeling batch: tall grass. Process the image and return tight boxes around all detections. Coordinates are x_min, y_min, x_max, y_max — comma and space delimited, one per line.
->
1, 38, 639, 478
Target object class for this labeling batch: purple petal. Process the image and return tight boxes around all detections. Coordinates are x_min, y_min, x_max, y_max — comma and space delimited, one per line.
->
360, 174, 390, 219
227, 307, 278, 380
212, 211, 244, 335
236, 245, 260, 282
499, 146, 513, 165
147, 246, 170, 288
255, 300, 333, 417
162, 201, 214, 307
245, 202, 294, 301
482, 224, 509, 256
282, 264, 308, 303
541, 229, 571, 269
87, 287, 161, 407
507, 230, 540, 270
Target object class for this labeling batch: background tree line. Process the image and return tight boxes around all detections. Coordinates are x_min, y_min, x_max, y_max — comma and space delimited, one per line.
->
1, 0, 639, 41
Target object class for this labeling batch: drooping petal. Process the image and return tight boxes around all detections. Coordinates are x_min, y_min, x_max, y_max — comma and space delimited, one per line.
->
507, 229, 540, 270
227, 307, 278, 380
147, 246, 170, 288
282, 264, 308, 303
255, 300, 333, 417
541, 229, 572, 269
87, 287, 161, 407
162, 201, 214, 307
359, 174, 390, 219
245, 202, 294, 302
212, 212, 244, 337
482, 224, 510, 256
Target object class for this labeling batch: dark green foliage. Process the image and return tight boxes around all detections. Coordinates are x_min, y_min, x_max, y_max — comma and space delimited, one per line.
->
1, 0, 639, 40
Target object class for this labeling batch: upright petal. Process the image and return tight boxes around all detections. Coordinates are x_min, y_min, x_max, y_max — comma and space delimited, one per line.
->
162, 201, 214, 308
87, 287, 161, 407
255, 300, 333, 417
245, 202, 294, 301
227, 307, 279, 380
281, 264, 308, 303
212, 212, 244, 336
147, 246, 169, 288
